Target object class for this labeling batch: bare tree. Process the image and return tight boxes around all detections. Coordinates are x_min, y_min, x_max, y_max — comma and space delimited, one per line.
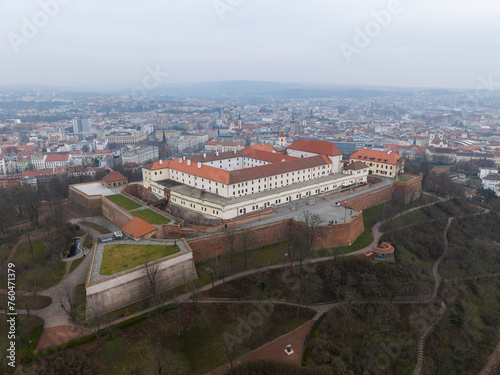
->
24, 271, 41, 323
143, 260, 162, 314
19, 185, 41, 227
240, 229, 254, 271
190, 280, 201, 311
210, 309, 242, 374
61, 284, 79, 328
173, 296, 183, 336
286, 220, 299, 267
205, 254, 215, 288
408, 186, 418, 208
27, 230, 35, 264
87, 306, 106, 340
298, 212, 322, 265
225, 231, 237, 274
0, 188, 16, 233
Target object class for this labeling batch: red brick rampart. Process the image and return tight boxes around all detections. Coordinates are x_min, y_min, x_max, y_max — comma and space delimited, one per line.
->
186, 213, 364, 262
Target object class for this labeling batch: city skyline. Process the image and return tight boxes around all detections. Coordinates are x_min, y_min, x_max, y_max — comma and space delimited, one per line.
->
1, 0, 500, 90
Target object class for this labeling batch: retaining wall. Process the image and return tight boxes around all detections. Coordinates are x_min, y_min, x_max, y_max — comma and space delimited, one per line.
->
85, 251, 197, 318
187, 214, 364, 262
68, 185, 102, 216
101, 197, 134, 228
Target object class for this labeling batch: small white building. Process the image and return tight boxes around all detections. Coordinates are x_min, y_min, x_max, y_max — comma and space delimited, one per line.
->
342, 161, 370, 186
482, 173, 500, 194
478, 167, 498, 180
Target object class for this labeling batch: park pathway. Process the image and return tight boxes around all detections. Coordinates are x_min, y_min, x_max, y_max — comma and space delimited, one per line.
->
2, 195, 495, 373
33, 223, 101, 350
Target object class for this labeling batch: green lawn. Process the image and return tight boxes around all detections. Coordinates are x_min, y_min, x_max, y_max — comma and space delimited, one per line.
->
106, 194, 142, 211
83, 234, 93, 248
80, 221, 110, 234
396, 175, 414, 182
0, 294, 52, 310
379, 209, 428, 232
130, 208, 171, 225
69, 257, 85, 273
100, 244, 179, 275
5, 240, 66, 290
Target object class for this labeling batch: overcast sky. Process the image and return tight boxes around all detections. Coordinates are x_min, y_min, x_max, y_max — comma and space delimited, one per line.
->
1, 0, 499, 89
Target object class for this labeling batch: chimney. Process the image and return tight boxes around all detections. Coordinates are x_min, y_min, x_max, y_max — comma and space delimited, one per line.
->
159, 159, 162, 164
282, 158, 285, 162
234, 149, 236, 154
198, 162, 201, 168
187, 159, 191, 166
183, 156, 186, 160
216, 151, 219, 156
272, 150, 276, 153
178, 158, 182, 164
203, 153, 206, 158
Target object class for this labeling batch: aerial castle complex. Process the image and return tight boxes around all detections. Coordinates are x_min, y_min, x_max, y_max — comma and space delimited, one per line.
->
142, 139, 369, 220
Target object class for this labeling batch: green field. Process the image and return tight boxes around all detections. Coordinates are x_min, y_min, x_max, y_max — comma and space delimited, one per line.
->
100, 244, 179, 275
130, 209, 171, 225
106, 194, 142, 211
5, 240, 66, 290
80, 221, 110, 234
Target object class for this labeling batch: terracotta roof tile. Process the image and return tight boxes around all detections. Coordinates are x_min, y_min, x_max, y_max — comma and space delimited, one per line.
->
121, 217, 157, 238
287, 139, 342, 157
102, 171, 128, 183
228, 155, 331, 185
350, 148, 401, 165
46, 155, 69, 162
344, 161, 369, 171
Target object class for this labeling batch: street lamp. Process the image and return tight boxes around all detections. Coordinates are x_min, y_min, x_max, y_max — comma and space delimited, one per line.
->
282, 253, 289, 269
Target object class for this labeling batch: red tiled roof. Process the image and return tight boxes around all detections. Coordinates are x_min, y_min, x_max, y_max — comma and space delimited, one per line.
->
121, 217, 157, 239
373, 242, 394, 254
166, 159, 231, 184
46, 155, 69, 162
287, 139, 342, 157
344, 161, 369, 171
152, 154, 331, 185
242, 148, 296, 163
228, 155, 331, 184
245, 144, 278, 153
102, 171, 128, 183
350, 148, 401, 165
22, 169, 54, 178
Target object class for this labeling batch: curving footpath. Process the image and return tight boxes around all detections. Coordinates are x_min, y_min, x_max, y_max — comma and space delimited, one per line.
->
1, 197, 494, 373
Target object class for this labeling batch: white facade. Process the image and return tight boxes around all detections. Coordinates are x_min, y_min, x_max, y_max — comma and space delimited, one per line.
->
45, 157, 69, 171
479, 167, 498, 179
147, 173, 357, 220
122, 146, 159, 165
482, 174, 500, 191
142, 142, 353, 220
31, 155, 46, 170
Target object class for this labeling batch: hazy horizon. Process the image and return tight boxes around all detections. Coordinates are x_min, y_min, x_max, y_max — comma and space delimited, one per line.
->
2, 0, 500, 91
